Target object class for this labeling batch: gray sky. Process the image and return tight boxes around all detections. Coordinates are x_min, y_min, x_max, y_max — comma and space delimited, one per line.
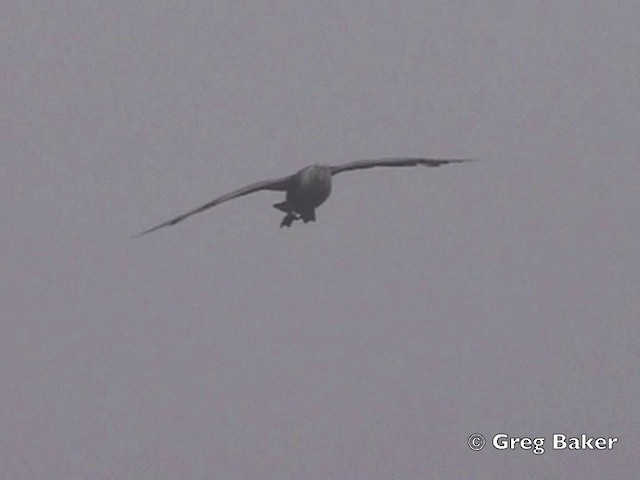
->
3, 1, 638, 478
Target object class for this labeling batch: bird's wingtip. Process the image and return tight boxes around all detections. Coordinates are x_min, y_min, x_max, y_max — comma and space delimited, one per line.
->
132, 223, 166, 238
132, 229, 153, 239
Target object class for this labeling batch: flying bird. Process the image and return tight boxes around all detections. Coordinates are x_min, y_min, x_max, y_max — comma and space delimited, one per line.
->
137, 158, 473, 236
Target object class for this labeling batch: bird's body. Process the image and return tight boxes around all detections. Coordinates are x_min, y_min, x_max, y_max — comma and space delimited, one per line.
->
137, 158, 473, 236
273, 165, 333, 226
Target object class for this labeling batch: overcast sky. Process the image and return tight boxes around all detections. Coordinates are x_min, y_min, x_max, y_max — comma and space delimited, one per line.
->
3, 1, 638, 478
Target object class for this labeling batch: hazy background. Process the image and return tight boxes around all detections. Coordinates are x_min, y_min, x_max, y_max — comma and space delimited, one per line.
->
3, 1, 638, 478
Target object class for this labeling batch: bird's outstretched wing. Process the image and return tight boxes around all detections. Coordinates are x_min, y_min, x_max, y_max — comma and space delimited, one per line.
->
136, 175, 293, 237
329, 158, 474, 176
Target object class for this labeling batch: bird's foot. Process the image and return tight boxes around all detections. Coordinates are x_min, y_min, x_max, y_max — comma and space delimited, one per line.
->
280, 212, 300, 228
301, 210, 316, 223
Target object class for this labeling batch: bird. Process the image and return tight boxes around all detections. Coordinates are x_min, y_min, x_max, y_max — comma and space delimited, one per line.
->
136, 157, 473, 236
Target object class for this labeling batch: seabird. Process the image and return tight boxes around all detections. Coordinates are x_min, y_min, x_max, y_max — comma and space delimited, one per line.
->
137, 157, 473, 236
